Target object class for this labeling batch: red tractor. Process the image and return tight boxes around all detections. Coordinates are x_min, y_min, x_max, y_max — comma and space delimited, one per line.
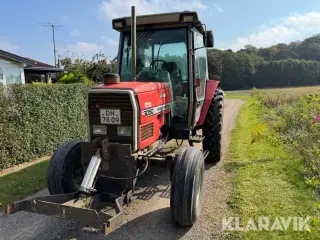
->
7, 7, 224, 233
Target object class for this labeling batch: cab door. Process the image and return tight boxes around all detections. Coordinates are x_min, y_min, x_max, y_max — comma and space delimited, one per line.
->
192, 30, 208, 124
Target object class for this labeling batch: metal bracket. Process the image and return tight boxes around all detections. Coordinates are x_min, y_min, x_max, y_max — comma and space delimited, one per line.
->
6, 191, 129, 234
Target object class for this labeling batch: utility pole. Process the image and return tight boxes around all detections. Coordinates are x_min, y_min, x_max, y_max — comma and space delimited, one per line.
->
52, 25, 57, 67
41, 23, 62, 67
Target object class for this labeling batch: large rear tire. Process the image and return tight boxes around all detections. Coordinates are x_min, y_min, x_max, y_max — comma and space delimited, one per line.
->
47, 140, 85, 195
170, 147, 205, 226
203, 89, 224, 163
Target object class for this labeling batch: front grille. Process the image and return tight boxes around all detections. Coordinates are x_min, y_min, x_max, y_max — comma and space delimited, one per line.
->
88, 92, 133, 146
141, 123, 154, 141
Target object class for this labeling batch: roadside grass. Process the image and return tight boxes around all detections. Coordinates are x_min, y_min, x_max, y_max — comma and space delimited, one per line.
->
225, 98, 319, 239
0, 160, 49, 206
225, 92, 251, 100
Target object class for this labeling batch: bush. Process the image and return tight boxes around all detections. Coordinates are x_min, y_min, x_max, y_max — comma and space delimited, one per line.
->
58, 71, 94, 86
0, 84, 88, 170
257, 91, 320, 191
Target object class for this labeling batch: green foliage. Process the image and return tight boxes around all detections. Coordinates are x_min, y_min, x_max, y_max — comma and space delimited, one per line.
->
250, 123, 266, 143
227, 99, 319, 239
58, 71, 93, 86
0, 160, 49, 205
257, 91, 320, 192
208, 49, 264, 90
0, 84, 88, 170
208, 34, 320, 90
60, 52, 117, 83
252, 59, 320, 88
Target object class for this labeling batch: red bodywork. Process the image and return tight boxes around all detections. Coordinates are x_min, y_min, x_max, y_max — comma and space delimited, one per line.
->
197, 80, 219, 126
94, 82, 171, 150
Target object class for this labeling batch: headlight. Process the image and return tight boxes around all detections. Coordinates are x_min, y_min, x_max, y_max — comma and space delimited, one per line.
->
93, 125, 107, 135
117, 126, 132, 136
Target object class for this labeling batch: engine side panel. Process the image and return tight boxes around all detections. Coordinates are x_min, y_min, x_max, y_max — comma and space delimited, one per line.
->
137, 87, 171, 150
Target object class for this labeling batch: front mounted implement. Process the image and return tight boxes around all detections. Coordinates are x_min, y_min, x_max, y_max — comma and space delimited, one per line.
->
5, 137, 138, 233
6, 191, 132, 233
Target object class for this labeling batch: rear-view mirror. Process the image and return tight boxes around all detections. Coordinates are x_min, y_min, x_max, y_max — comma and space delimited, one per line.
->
204, 30, 214, 48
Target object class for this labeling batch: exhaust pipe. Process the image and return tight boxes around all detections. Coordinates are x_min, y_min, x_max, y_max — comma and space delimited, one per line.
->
131, 6, 136, 81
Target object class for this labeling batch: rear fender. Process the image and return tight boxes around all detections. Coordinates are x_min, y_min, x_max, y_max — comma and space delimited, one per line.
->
197, 80, 219, 126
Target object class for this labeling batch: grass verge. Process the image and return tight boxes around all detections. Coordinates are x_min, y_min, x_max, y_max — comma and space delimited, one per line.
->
225, 98, 319, 239
0, 160, 49, 207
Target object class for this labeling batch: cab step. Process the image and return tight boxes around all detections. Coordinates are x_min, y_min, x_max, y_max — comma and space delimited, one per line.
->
189, 134, 205, 143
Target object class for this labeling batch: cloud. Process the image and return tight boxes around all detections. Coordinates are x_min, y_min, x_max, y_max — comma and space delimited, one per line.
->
213, 3, 223, 13
102, 36, 118, 47
99, 0, 210, 20
228, 11, 320, 51
0, 36, 19, 53
66, 42, 104, 57
101, 36, 119, 57
70, 28, 81, 37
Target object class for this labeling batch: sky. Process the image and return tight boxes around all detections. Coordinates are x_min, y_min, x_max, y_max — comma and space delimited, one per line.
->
1, 0, 320, 65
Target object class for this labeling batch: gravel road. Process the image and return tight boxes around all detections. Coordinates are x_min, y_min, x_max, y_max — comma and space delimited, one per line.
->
0, 99, 244, 240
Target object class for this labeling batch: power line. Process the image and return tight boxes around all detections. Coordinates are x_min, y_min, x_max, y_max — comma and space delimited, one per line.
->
40, 23, 62, 67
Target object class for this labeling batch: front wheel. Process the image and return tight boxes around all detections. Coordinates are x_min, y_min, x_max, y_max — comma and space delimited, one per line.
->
170, 147, 205, 226
47, 140, 85, 195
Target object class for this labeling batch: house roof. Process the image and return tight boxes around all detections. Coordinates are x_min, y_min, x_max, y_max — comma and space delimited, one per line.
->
0, 49, 34, 65
0, 49, 63, 72
24, 57, 55, 68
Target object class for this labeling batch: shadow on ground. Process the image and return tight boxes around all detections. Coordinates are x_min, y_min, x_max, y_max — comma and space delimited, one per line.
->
62, 207, 190, 240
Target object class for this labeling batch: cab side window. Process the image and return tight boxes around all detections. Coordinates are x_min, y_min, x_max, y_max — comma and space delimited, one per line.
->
194, 31, 207, 99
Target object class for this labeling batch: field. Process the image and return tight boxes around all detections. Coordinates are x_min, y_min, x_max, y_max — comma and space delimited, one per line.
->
225, 85, 320, 96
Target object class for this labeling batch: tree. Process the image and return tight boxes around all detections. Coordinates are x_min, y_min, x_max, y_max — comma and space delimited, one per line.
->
257, 47, 278, 60
87, 53, 112, 82
59, 52, 116, 83
272, 49, 300, 60
207, 49, 222, 79
295, 42, 320, 61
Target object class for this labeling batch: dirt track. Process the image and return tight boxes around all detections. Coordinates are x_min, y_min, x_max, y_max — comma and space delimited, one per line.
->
0, 99, 244, 240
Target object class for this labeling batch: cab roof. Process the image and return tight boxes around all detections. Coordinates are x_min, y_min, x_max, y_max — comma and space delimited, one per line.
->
112, 11, 205, 34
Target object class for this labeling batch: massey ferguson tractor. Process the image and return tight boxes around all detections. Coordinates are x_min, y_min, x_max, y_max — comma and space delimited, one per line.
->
6, 7, 224, 233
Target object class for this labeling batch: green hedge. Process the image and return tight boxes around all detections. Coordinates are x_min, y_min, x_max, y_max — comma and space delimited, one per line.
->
0, 84, 88, 170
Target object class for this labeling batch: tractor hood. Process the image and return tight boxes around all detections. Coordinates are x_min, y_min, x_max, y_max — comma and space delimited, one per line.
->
93, 82, 169, 94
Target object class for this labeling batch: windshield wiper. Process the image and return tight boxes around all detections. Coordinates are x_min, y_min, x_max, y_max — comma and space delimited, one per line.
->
156, 41, 163, 69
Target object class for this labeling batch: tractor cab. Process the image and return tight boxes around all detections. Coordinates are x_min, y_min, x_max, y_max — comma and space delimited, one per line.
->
113, 11, 214, 129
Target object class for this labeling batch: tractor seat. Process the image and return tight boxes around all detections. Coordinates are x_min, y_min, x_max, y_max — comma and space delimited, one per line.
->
162, 62, 181, 86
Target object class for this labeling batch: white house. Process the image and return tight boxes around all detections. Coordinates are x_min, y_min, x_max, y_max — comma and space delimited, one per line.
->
0, 50, 63, 85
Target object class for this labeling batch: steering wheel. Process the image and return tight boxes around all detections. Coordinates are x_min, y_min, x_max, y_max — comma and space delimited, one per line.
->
150, 59, 171, 72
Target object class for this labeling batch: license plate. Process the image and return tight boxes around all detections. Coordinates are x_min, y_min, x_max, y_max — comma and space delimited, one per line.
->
100, 109, 121, 125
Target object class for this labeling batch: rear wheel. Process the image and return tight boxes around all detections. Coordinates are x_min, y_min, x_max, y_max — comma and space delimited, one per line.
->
47, 140, 85, 195
170, 147, 205, 226
203, 89, 224, 162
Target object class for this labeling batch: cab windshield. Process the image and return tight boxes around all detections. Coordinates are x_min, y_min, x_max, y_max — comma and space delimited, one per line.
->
120, 28, 189, 120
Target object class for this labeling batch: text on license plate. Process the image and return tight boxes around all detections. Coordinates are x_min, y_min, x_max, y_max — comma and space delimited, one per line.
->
100, 109, 121, 125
